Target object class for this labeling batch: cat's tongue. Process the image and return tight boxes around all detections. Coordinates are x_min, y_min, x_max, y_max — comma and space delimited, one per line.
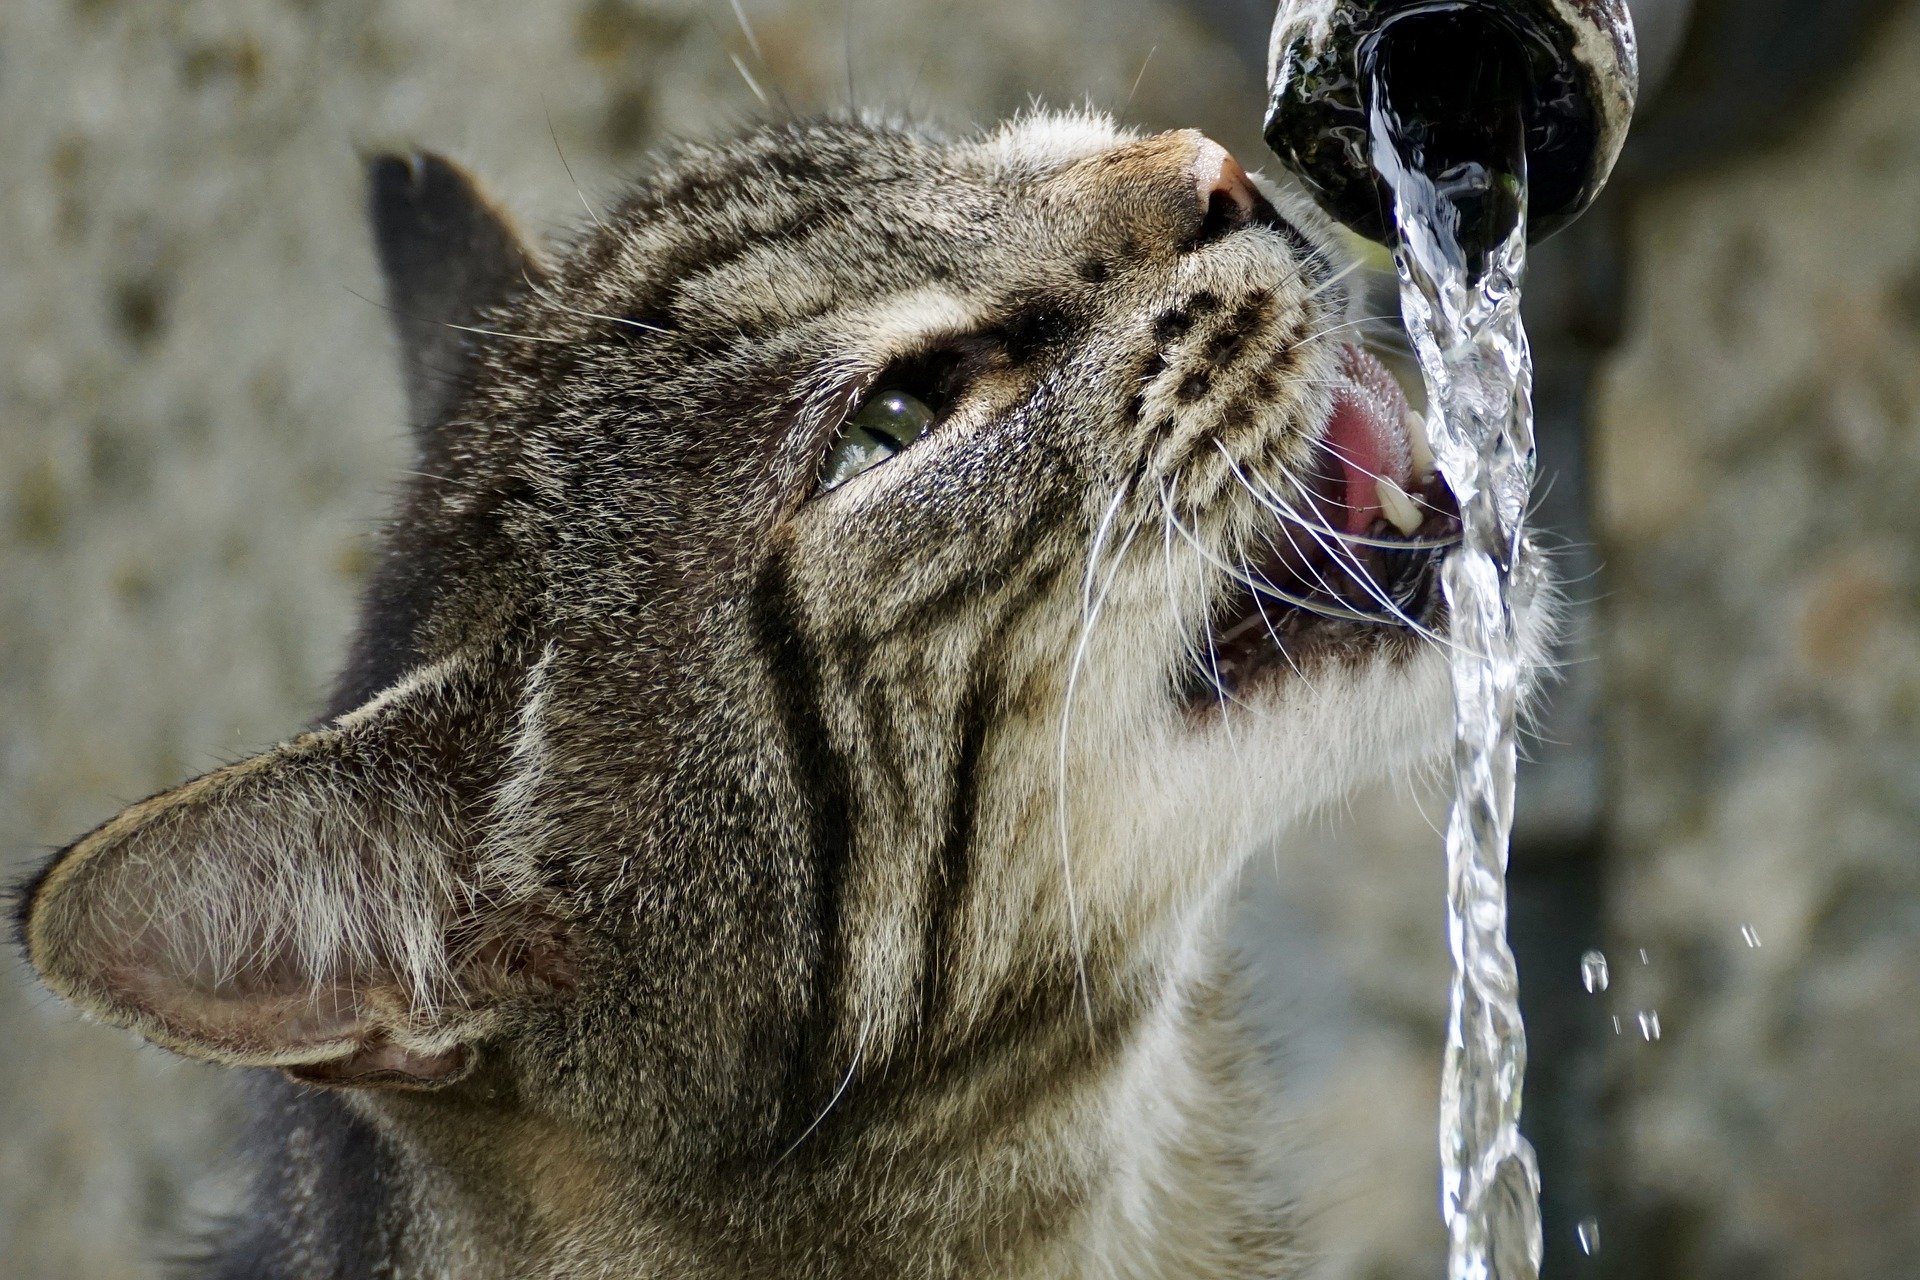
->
1320, 346, 1423, 535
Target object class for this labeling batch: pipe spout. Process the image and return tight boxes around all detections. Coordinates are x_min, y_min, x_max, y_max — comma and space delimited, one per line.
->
1263, 0, 1639, 244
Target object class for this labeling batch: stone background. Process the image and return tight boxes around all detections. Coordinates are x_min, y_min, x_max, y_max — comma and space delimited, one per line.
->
1594, 8, 1920, 1274
3, 1, 1916, 1277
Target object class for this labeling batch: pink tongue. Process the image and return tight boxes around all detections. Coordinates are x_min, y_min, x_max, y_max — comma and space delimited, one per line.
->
1324, 389, 1391, 534
1322, 347, 1413, 534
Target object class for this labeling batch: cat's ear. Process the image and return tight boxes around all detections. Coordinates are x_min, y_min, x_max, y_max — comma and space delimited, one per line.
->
18, 656, 570, 1090
365, 150, 542, 435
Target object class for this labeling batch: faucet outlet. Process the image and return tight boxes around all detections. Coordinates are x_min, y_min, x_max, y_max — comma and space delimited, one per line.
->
1263, 0, 1638, 244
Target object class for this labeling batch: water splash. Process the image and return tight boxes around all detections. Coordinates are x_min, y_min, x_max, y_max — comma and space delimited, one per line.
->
1364, 34, 1543, 1280
1580, 949, 1610, 994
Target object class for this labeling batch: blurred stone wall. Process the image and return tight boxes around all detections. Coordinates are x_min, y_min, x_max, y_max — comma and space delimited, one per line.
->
1593, 5, 1920, 1275
5, 1, 1919, 1278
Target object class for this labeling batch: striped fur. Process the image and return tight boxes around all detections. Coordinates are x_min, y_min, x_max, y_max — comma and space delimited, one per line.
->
17, 111, 1553, 1277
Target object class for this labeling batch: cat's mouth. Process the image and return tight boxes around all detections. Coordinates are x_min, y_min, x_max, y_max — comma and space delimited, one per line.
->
1186, 345, 1460, 706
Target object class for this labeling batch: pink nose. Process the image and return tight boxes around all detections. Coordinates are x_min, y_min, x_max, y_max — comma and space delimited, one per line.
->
1190, 138, 1259, 227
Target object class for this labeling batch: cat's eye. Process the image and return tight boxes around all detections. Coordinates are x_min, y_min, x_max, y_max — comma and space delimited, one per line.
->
819, 390, 938, 491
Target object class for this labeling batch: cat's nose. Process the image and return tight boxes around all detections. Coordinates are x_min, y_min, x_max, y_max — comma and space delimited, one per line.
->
1184, 135, 1267, 249
1067, 130, 1274, 253
1191, 138, 1258, 230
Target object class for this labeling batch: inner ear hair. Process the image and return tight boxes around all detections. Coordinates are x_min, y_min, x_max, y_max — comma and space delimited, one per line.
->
364, 149, 543, 435
18, 655, 573, 1090
286, 1039, 474, 1090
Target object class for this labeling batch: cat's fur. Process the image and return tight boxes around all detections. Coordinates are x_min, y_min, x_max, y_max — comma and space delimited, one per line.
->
17, 111, 1550, 1278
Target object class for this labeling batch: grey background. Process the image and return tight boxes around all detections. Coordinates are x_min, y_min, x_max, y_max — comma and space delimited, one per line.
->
4, 1, 1918, 1277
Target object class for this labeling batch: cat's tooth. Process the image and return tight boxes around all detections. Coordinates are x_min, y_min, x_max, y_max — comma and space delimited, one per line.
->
1377, 476, 1423, 535
1405, 409, 1436, 479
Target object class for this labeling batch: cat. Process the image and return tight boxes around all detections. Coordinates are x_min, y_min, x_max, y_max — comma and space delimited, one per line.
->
16, 110, 1550, 1278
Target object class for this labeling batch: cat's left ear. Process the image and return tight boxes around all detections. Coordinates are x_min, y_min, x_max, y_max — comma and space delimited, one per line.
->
17, 654, 569, 1089
365, 150, 543, 434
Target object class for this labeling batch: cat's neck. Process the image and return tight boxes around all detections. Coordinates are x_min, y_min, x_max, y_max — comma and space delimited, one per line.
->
498, 917, 1290, 1277
231, 901, 1298, 1280
1062, 941, 1303, 1280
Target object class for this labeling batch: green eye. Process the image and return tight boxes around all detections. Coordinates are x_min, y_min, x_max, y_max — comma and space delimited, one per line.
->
819, 390, 937, 491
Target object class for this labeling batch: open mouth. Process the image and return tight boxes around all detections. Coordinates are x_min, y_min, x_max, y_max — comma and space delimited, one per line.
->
1189, 344, 1460, 705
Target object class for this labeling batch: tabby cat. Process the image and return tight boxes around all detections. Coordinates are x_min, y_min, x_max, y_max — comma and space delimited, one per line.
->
17, 111, 1550, 1278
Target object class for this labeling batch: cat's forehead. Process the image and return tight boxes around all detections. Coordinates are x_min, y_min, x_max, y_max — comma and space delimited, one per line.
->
966, 109, 1142, 174
576, 111, 1148, 287
482, 114, 1180, 448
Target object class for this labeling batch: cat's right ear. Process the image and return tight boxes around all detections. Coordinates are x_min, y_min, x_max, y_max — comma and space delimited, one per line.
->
365, 151, 542, 434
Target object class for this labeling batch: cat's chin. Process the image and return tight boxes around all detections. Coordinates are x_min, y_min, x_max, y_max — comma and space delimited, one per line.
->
1162, 533, 1558, 845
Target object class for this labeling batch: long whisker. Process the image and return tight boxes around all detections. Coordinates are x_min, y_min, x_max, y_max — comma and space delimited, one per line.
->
1239, 544, 1315, 691
1182, 470, 1320, 694
1222, 446, 1408, 570
775, 1009, 872, 1162
552, 302, 673, 336
708, 0, 792, 115
440, 322, 568, 344
730, 53, 773, 108
1122, 45, 1158, 115
1158, 485, 1394, 626
1292, 312, 1405, 347
1223, 446, 1458, 551
728, 0, 767, 64
1308, 436, 1447, 514
342, 286, 574, 345
544, 98, 607, 232
1270, 469, 1474, 652
1159, 486, 1214, 697
1265, 498, 1441, 625
1307, 433, 1435, 492
1157, 479, 1305, 711
1258, 477, 1438, 637
512, 271, 676, 340
1303, 254, 1370, 304
1056, 484, 1138, 1039
1165, 479, 1247, 723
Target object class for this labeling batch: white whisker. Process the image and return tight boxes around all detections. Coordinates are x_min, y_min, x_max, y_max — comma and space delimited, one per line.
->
730, 53, 772, 108
776, 1009, 872, 1162
1157, 488, 1392, 626
544, 98, 607, 233
1056, 483, 1137, 1039
729, 0, 766, 64
1303, 254, 1370, 304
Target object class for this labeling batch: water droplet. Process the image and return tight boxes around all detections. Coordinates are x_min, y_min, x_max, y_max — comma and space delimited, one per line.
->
1611, 1014, 1622, 1035
1637, 948, 1650, 965
1740, 923, 1762, 948
1576, 1216, 1601, 1256
1637, 1009, 1662, 1041
1579, 948, 1610, 993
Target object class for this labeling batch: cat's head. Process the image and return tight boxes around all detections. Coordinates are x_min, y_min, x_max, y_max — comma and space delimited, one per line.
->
19, 113, 1544, 1137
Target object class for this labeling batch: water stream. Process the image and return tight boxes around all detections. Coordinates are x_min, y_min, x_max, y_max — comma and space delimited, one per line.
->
1365, 30, 1546, 1280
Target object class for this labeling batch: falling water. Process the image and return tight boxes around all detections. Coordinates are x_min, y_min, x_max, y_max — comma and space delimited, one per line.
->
1579, 949, 1611, 994
1364, 27, 1544, 1280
